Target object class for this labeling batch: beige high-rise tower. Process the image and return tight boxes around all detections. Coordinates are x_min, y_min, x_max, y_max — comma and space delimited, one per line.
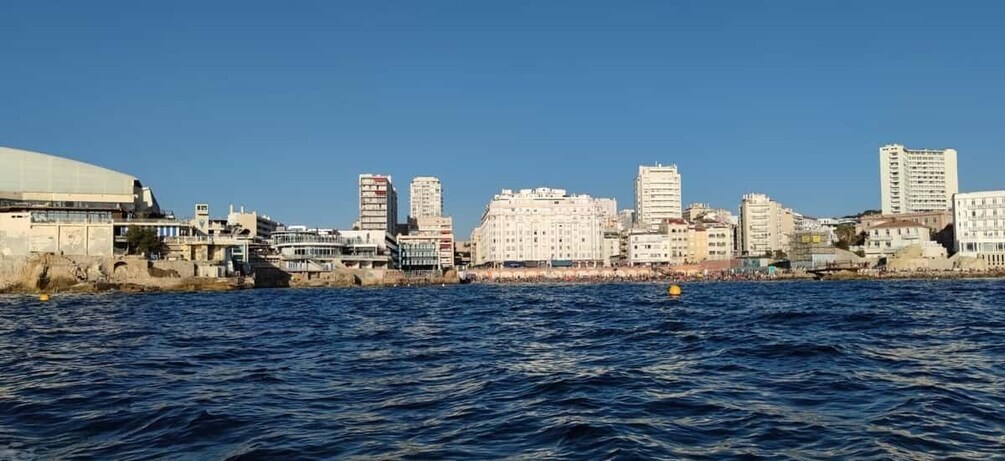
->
880, 144, 958, 215
409, 176, 443, 219
634, 164, 682, 230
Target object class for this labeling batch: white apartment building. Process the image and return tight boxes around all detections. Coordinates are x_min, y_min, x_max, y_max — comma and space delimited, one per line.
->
409, 176, 443, 219
627, 231, 669, 266
471, 188, 608, 266
954, 190, 1005, 266
880, 144, 959, 215
864, 220, 936, 258
635, 164, 682, 230
359, 174, 398, 233
739, 193, 794, 256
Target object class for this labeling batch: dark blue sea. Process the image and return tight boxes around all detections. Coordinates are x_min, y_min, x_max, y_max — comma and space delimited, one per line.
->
1, 281, 1003, 460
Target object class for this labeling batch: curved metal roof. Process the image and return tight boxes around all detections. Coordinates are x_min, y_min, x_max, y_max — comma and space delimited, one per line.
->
0, 146, 137, 195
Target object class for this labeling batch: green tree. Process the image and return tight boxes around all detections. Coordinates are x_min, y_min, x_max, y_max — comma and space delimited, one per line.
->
126, 225, 163, 257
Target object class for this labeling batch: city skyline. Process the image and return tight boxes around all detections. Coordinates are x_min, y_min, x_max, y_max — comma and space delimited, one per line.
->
3, 2, 1005, 236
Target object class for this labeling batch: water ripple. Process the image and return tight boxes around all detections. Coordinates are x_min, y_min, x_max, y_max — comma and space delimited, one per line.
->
1, 280, 1003, 459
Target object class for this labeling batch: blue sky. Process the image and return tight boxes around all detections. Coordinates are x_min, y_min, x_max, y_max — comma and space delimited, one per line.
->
2, 1, 1004, 236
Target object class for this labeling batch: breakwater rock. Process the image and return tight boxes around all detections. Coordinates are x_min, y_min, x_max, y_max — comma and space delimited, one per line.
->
0, 254, 251, 294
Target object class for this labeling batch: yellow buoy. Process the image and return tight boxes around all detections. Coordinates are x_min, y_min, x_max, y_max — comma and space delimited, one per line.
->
39, 293, 50, 302
668, 285, 682, 297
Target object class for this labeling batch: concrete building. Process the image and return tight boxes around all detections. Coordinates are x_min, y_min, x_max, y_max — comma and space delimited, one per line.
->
627, 230, 669, 266
594, 198, 619, 231
409, 215, 455, 269
865, 220, 934, 258
397, 235, 441, 272
635, 164, 682, 230
602, 231, 621, 267
271, 227, 398, 272
0, 147, 164, 258
880, 144, 959, 215
859, 210, 953, 234
453, 240, 472, 269
0, 146, 161, 215
470, 188, 609, 267
691, 223, 734, 262
359, 174, 398, 233
617, 209, 636, 232
953, 190, 1005, 266
664, 219, 692, 265
684, 203, 734, 225
739, 193, 794, 257
790, 230, 837, 269
227, 205, 280, 241
409, 176, 443, 219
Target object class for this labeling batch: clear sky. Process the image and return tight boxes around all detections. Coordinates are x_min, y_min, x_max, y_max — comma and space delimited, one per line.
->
2, 1, 1003, 236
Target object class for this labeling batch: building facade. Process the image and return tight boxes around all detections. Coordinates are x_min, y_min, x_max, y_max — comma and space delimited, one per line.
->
0, 146, 161, 215
627, 230, 669, 266
359, 174, 398, 233
409, 215, 455, 269
665, 219, 692, 265
880, 144, 959, 215
409, 176, 443, 219
227, 205, 280, 241
953, 190, 1005, 266
635, 164, 682, 230
864, 220, 933, 258
691, 223, 734, 262
470, 188, 608, 267
739, 193, 794, 257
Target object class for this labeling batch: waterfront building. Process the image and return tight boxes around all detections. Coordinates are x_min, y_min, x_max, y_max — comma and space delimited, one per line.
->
0, 146, 161, 215
602, 231, 621, 267
739, 193, 794, 257
664, 219, 692, 265
359, 174, 398, 233
953, 190, 1005, 267
880, 144, 958, 215
397, 235, 441, 272
470, 188, 609, 267
408, 215, 455, 269
227, 205, 280, 241
790, 230, 839, 269
635, 164, 682, 230
1, 147, 163, 257
627, 230, 669, 266
409, 176, 443, 219
691, 223, 734, 262
270, 227, 397, 272
864, 220, 936, 258
859, 210, 953, 234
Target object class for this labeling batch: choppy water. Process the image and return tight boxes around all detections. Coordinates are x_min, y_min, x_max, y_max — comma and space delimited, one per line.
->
1, 281, 1003, 459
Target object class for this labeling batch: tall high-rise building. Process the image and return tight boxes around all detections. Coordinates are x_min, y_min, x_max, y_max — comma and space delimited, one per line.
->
358, 174, 397, 233
409, 176, 443, 219
880, 144, 958, 215
635, 164, 682, 230
739, 193, 794, 256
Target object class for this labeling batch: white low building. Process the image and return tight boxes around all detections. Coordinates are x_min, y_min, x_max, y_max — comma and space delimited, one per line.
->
864, 220, 932, 258
954, 190, 1005, 266
627, 231, 669, 266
